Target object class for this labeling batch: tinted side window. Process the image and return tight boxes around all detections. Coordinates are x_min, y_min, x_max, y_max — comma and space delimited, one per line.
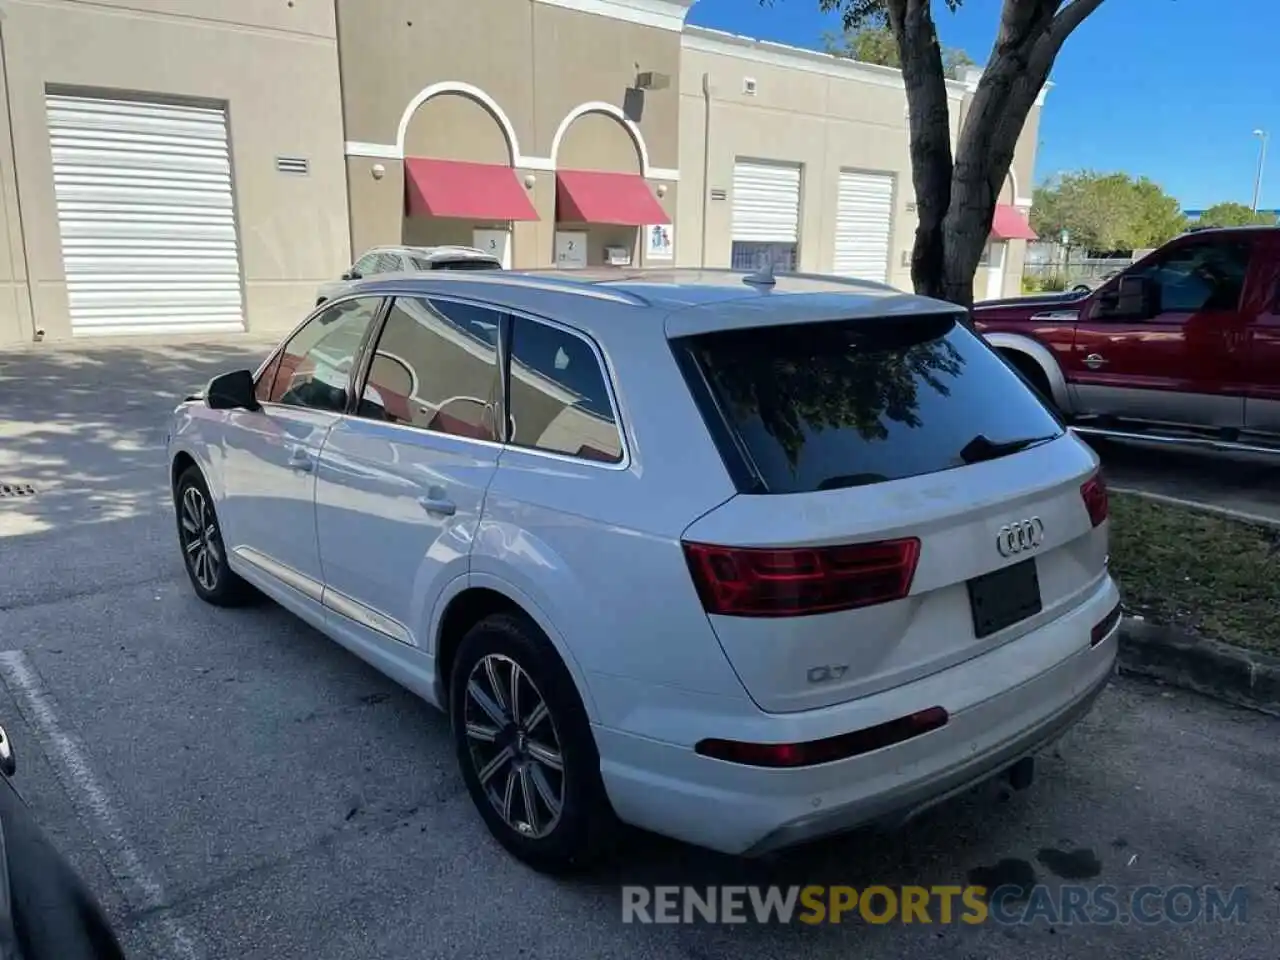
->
1135, 240, 1251, 313
428, 258, 503, 272
507, 317, 623, 463
254, 353, 282, 405
358, 297, 500, 441
352, 253, 381, 276
268, 297, 383, 411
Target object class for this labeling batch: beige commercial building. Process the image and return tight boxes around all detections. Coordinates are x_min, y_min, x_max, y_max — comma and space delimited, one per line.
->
0, 0, 1044, 347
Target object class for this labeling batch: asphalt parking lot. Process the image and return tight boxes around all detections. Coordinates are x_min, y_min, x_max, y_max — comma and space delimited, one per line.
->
1, 336, 1278, 960
1098, 440, 1280, 526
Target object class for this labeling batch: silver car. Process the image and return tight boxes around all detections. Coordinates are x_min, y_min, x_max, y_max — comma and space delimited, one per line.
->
316, 245, 502, 305
170, 267, 1117, 872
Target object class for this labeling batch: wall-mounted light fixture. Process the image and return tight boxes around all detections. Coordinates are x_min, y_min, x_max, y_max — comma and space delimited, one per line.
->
524, 173, 537, 189
655, 184, 667, 198
635, 71, 671, 91
371, 163, 386, 180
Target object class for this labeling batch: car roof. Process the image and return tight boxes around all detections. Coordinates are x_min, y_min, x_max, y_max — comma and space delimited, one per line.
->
342, 267, 964, 339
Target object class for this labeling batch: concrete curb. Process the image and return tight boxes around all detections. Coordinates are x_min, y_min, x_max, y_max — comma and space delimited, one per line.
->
1107, 486, 1280, 530
1118, 617, 1280, 717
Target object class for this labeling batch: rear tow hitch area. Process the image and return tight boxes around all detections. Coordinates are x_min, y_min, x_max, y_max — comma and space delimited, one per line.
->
1006, 756, 1035, 791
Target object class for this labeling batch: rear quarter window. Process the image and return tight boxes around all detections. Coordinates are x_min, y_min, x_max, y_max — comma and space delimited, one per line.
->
676, 313, 1063, 494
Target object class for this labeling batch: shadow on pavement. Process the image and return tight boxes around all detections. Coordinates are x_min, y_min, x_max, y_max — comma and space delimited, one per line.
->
0, 337, 275, 538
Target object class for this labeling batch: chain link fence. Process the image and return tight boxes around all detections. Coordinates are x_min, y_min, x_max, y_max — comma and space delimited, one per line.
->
1022, 242, 1137, 293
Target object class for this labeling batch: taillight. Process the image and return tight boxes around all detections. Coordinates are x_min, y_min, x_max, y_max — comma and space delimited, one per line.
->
681, 537, 921, 618
695, 706, 949, 768
1081, 474, 1108, 527
1091, 602, 1121, 646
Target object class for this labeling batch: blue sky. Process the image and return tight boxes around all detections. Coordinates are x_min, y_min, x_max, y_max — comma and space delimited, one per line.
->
687, 0, 1276, 210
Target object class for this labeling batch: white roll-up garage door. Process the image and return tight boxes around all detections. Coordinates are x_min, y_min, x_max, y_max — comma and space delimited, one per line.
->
731, 161, 801, 243
46, 94, 245, 336
833, 170, 894, 283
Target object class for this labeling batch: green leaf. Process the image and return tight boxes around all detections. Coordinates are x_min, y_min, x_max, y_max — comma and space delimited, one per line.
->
1192, 202, 1278, 229
1030, 171, 1188, 253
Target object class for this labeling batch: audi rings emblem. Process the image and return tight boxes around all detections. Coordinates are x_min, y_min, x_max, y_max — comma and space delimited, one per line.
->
996, 517, 1045, 557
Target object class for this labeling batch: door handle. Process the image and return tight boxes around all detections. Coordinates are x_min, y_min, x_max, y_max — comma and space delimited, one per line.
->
288, 447, 313, 472
417, 495, 457, 517
1083, 353, 1108, 370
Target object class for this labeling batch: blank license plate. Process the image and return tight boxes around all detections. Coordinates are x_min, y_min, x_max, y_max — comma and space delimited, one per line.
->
968, 558, 1042, 639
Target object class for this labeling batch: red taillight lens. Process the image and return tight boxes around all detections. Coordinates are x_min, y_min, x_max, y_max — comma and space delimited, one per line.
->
1091, 602, 1121, 646
682, 537, 921, 618
696, 706, 949, 768
1081, 474, 1108, 527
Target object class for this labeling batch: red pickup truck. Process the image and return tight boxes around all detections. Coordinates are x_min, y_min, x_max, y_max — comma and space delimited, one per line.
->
973, 225, 1280, 454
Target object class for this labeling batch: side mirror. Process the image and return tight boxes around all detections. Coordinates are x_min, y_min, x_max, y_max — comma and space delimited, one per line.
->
1097, 275, 1158, 320
1116, 275, 1158, 317
341, 268, 362, 281
205, 369, 260, 411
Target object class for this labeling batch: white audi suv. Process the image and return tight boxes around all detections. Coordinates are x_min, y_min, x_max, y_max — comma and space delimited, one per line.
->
166, 267, 1120, 872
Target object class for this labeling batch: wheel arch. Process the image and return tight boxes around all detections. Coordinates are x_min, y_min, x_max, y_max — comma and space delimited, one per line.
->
984, 331, 1073, 412
170, 449, 199, 491
429, 574, 600, 723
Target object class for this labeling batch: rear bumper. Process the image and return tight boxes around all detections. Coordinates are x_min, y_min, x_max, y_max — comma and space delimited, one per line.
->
594, 574, 1119, 856
742, 651, 1112, 855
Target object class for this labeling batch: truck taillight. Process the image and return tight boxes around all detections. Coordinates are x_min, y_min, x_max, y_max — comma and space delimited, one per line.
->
682, 538, 920, 618
1081, 474, 1109, 527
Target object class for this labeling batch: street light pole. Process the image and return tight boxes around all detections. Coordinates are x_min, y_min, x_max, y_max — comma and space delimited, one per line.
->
1252, 129, 1269, 213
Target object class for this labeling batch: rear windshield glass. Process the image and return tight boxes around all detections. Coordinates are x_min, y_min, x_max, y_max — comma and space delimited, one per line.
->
679, 314, 1064, 494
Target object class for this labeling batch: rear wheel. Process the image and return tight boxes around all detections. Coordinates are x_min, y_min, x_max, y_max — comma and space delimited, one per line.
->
450, 613, 616, 873
174, 466, 256, 607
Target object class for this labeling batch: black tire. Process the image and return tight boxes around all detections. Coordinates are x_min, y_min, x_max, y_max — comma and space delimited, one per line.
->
174, 466, 257, 607
450, 613, 617, 874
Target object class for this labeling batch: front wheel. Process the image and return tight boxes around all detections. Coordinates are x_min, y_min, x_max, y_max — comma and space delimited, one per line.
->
174, 466, 256, 607
450, 613, 617, 873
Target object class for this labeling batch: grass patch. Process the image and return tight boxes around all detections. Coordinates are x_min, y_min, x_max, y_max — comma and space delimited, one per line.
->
1108, 492, 1280, 655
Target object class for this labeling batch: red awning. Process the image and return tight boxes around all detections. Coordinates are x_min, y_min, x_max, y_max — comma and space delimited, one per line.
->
555, 170, 670, 226
404, 157, 539, 221
990, 204, 1038, 241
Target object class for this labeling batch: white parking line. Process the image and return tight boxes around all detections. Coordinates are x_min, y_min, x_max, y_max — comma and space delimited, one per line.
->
0, 650, 201, 960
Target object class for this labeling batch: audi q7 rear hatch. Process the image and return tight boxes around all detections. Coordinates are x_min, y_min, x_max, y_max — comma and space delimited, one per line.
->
673, 311, 1108, 713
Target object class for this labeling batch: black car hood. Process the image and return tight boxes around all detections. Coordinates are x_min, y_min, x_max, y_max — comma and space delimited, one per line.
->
0, 774, 125, 959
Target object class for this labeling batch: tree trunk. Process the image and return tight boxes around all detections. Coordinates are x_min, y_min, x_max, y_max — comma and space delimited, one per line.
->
886, 0, 952, 301
893, 0, 1108, 309
938, 1, 1057, 309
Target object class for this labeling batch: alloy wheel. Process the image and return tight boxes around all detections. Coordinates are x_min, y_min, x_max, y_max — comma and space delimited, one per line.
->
180, 485, 221, 592
463, 653, 565, 839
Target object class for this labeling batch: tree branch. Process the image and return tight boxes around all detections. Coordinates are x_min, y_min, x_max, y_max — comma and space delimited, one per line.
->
937, 0, 1108, 303
1027, 0, 1108, 79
